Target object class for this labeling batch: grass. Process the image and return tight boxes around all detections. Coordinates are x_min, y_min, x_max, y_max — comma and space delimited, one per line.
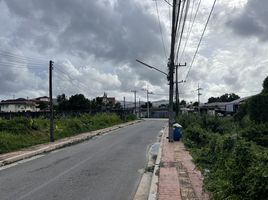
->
0, 113, 135, 154
176, 113, 268, 200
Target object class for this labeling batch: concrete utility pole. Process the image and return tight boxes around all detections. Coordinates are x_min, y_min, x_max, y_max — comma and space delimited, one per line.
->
49, 60, 54, 142
123, 96, 126, 110
142, 87, 153, 118
131, 90, 137, 116
138, 98, 141, 118
168, 0, 178, 142
175, 63, 186, 117
197, 83, 202, 114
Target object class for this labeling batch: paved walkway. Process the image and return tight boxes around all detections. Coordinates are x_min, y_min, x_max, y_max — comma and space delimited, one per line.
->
158, 128, 209, 200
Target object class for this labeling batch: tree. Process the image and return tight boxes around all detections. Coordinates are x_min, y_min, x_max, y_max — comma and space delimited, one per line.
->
114, 102, 122, 109
248, 76, 268, 123
208, 93, 240, 103
193, 101, 199, 107
91, 97, 104, 110
57, 93, 68, 111
68, 94, 90, 110
180, 100, 186, 106
262, 76, 268, 94
141, 102, 152, 108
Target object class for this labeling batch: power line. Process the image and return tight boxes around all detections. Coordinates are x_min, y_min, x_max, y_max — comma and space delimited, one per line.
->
183, 0, 217, 82
179, 0, 202, 63
0, 49, 47, 63
53, 68, 89, 92
175, 0, 190, 64
155, 0, 168, 59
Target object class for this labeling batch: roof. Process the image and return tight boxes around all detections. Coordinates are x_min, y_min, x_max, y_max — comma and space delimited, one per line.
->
226, 96, 251, 105
0, 99, 36, 106
202, 102, 229, 108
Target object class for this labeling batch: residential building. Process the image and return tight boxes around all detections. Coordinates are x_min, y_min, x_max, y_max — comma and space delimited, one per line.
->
0, 98, 39, 112
99, 93, 116, 107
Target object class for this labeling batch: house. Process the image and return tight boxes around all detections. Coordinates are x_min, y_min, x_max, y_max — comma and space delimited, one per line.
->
31, 96, 49, 103
99, 93, 116, 107
0, 98, 39, 112
200, 96, 251, 116
31, 96, 50, 111
225, 96, 251, 114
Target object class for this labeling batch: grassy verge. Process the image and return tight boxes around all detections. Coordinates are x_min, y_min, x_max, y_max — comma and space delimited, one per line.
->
0, 113, 136, 154
177, 114, 268, 200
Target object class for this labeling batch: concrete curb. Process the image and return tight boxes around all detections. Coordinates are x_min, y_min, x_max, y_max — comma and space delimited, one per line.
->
148, 126, 167, 200
0, 120, 142, 167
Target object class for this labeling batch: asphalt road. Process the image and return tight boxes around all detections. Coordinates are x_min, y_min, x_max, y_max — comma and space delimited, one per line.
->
0, 119, 167, 200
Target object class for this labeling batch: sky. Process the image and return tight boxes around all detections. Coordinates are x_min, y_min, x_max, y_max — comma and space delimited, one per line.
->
0, 0, 267, 103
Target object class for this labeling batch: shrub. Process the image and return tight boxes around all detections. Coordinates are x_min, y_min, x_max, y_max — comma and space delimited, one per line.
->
248, 94, 268, 123
183, 124, 210, 148
240, 123, 268, 147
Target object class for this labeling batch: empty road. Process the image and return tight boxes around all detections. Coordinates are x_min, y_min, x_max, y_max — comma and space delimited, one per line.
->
0, 119, 167, 200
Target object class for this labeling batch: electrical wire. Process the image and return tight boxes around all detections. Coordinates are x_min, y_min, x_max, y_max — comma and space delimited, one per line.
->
179, 0, 202, 63
155, 0, 168, 59
175, 0, 190, 64
183, 0, 217, 82
53, 68, 89, 92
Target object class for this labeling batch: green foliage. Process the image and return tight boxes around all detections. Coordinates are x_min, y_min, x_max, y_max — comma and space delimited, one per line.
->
262, 76, 268, 94
248, 93, 268, 123
184, 124, 210, 148
240, 123, 268, 147
0, 113, 131, 154
234, 102, 248, 121
177, 113, 268, 200
57, 93, 91, 111
208, 93, 240, 103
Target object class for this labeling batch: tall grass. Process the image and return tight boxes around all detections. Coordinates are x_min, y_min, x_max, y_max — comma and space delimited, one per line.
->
176, 113, 268, 200
0, 113, 134, 154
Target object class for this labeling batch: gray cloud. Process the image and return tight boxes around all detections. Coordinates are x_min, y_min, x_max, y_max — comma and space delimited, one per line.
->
227, 0, 268, 41
1, 0, 168, 97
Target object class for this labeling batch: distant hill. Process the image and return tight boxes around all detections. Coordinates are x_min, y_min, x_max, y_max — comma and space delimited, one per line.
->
117, 99, 168, 108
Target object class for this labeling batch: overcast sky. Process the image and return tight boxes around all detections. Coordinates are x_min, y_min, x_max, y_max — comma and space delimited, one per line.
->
0, 0, 267, 103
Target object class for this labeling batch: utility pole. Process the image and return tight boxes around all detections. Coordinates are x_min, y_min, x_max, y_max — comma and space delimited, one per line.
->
138, 98, 141, 119
49, 60, 54, 142
197, 83, 202, 114
123, 96, 126, 110
175, 63, 186, 117
131, 90, 137, 116
168, 0, 178, 142
142, 87, 153, 118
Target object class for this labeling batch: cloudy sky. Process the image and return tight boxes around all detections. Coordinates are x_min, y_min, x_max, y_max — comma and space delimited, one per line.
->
0, 0, 267, 103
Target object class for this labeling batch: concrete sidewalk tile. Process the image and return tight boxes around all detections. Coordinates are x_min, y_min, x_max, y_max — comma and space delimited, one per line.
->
158, 167, 181, 200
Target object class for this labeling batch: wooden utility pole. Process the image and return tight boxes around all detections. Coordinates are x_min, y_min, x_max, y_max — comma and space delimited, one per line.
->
49, 60, 54, 142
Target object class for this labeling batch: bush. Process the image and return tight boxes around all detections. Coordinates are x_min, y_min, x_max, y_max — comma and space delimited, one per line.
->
183, 124, 210, 148
0, 113, 131, 153
177, 113, 268, 200
248, 94, 268, 123
240, 123, 268, 147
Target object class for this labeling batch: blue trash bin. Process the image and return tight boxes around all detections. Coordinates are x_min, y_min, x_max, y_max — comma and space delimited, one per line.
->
173, 127, 182, 141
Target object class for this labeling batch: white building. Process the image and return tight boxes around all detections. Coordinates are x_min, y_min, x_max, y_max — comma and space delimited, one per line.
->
0, 98, 39, 112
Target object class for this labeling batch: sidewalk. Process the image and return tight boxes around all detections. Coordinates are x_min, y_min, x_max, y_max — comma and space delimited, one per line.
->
157, 128, 209, 200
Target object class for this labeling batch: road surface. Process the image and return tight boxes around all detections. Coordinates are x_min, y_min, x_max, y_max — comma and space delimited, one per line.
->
0, 119, 167, 200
